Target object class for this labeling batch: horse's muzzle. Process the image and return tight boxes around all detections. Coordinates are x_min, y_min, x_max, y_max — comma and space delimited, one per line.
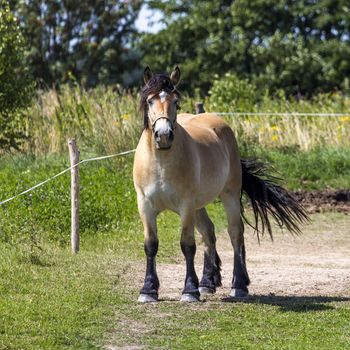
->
153, 118, 174, 150
154, 129, 174, 150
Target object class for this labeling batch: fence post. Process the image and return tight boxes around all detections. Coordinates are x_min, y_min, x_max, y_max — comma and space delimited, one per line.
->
68, 139, 80, 254
195, 102, 205, 114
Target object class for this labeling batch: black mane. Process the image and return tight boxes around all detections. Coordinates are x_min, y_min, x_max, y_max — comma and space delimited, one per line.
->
140, 73, 180, 129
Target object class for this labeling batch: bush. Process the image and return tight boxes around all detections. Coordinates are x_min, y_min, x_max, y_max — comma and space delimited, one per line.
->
0, 0, 34, 151
207, 73, 258, 112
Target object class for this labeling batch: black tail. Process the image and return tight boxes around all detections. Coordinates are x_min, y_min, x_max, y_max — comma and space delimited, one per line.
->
240, 159, 309, 239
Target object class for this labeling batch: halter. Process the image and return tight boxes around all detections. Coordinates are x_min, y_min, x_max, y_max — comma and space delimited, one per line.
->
151, 115, 176, 133
149, 88, 178, 132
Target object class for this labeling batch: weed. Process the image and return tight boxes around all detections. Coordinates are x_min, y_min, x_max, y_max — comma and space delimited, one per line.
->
6, 86, 349, 156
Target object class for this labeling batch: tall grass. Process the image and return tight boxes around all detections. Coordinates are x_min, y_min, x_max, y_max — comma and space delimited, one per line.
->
207, 91, 350, 150
21, 85, 350, 156
27, 86, 142, 156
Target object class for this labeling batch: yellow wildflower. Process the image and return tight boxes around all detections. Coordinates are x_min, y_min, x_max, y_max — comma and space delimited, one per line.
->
339, 116, 350, 123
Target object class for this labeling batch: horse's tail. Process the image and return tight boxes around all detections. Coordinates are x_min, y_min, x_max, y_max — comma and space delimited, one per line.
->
240, 158, 309, 239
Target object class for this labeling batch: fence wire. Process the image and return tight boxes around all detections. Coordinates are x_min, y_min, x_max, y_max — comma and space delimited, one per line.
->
215, 112, 350, 117
1, 110, 348, 207
0, 149, 136, 206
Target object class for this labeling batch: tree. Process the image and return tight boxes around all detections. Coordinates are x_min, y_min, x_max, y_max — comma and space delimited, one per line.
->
141, 0, 350, 96
140, 1, 236, 93
10, 0, 143, 87
0, 0, 34, 150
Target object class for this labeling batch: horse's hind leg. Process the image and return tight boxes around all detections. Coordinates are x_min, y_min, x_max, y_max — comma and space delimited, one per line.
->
220, 190, 250, 298
137, 198, 159, 303
195, 208, 222, 295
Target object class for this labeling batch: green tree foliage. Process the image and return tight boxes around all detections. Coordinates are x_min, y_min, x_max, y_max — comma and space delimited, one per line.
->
208, 73, 258, 112
0, 0, 33, 150
10, 0, 142, 87
142, 0, 350, 96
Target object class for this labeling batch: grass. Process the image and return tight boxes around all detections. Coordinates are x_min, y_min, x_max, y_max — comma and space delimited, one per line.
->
108, 296, 350, 350
0, 137, 349, 348
209, 89, 350, 150
1, 214, 349, 350
1, 77, 350, 348
13, 86, 350, 156
0, 245, 118, 349
245, 146, 350, 190
1, 145, 349, 250
26, 86, 143, 156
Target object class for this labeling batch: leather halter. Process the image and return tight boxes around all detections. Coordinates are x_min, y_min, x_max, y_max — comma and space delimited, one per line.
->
149, 88, 178, 132
151, 115, 176, 132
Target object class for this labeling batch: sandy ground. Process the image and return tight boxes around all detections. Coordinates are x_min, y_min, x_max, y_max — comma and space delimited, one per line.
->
134, 214, 350, 301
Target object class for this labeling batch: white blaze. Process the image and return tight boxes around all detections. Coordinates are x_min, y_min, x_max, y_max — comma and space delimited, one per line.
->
159, 90, 168, 103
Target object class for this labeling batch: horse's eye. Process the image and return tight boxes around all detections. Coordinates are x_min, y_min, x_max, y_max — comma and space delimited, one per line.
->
174, 100, 180, 110
147, 99, 154, 106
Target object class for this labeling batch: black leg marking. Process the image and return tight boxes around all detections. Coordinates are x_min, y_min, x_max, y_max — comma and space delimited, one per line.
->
214, 251, 223, 287
199, 251, 216, 291
181, 242, 200, 298
199, 251, 222, 291
232, 243, 250, 292
140, 240, 159, 296
195, 208, 222, 294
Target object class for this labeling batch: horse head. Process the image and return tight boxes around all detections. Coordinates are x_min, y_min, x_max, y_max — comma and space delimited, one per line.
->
140, 66, 181, 150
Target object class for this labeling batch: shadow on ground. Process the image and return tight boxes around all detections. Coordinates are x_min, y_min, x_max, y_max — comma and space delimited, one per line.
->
222, 294, 350, 312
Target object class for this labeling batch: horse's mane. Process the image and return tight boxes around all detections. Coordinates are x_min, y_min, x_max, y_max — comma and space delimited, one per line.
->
140, 73, 180, 129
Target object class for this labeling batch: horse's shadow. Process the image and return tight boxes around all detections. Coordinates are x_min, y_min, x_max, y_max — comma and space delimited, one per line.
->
221, 294, 350, 312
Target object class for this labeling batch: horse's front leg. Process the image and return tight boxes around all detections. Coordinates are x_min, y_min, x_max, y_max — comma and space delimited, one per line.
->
138, 198, 159, 303
180, 211, 200, 302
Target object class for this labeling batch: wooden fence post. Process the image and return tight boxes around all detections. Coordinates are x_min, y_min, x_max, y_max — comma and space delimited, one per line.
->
195, 102, 205, 114
68, 139, 79, 254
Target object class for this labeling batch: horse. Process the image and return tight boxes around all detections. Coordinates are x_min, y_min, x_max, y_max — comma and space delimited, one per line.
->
133, 66, 308, 303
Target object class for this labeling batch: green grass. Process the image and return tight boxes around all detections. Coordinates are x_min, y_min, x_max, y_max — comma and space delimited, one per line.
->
13, 86, 350, 156
109, 295, 350, 350
0, 145, 349, 255
0, 245, 119, 349
0, 148, 349, 349
0, 154, 205, 263
1, 216, 349, 350
246, 146, 350, 190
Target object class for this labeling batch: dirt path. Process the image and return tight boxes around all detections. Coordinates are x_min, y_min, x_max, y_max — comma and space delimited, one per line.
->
134, 214, 350, 300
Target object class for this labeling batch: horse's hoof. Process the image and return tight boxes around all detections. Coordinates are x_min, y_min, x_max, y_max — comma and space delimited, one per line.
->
199, 286, 215, 295
230, 288, 249, 299
180, 293, 200, 303
138, 293, 158, 303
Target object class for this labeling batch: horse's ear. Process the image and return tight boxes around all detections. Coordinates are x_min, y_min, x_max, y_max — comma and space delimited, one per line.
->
144, 66, 153, 84
170, 66, 181, 87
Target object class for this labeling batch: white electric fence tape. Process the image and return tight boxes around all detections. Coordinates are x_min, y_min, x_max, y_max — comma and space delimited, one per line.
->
0, 149, 136, 206
215, 112, 350, 117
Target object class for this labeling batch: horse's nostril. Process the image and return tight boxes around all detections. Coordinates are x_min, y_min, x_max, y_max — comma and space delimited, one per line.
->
154, 130, 159, 139
169, 130, 174, 141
